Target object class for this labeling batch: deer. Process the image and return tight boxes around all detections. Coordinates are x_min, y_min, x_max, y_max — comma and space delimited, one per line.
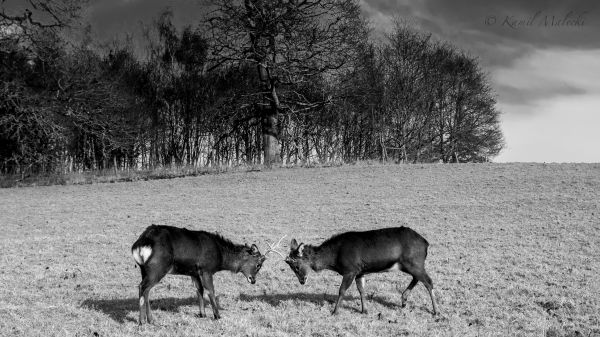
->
131, 225, 284, 323
285, 227, 438, 316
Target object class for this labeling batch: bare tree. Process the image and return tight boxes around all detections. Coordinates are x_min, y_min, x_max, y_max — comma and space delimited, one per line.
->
378, 23, 503, 163
206, 0, 367, 166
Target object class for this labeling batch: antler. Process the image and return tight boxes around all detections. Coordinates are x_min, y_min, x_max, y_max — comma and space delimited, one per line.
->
264, 235, 286, 258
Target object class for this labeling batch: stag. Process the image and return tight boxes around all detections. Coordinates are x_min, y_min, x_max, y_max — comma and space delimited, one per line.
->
131, 225, 283, 323
285, 227, 437, 315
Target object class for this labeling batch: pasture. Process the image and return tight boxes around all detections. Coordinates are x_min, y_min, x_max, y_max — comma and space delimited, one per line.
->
1, 163, 599, 336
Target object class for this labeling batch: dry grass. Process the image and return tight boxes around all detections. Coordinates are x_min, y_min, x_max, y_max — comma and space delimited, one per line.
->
1, 163, 599, 336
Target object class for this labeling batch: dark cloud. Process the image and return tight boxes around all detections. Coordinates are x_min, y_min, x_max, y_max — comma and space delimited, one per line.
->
80, 1, 600, 67
364, 0, 600, 68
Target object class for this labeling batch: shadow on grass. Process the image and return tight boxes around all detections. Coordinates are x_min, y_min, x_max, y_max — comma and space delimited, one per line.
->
82, 293, 404, 324
238, 292, 399, 311
80, 297, 198, 324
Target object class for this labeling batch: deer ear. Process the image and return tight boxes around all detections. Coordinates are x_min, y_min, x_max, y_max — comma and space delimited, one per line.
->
250, 244, 259, 255
290, 239, 298, 250
298, 243, 305, 257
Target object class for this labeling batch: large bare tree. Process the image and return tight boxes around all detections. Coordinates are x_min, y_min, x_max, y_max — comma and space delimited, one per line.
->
206, 0, 367, 166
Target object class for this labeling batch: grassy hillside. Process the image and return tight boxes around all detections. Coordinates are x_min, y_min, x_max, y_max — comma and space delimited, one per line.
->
1, 163, 598, 336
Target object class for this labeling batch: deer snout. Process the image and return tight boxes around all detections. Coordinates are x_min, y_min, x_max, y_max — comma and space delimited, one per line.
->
247, 275, 256, 284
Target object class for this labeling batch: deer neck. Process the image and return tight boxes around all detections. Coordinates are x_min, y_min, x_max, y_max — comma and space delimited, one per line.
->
309, 245, 336, 272
221, 249, 242, 273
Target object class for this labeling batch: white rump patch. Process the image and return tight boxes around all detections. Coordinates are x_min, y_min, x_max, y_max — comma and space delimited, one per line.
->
384, 262, 401, 272
132, 246, 152, 265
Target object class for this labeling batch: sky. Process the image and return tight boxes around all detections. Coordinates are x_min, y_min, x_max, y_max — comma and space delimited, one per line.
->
4, 0, 599, 163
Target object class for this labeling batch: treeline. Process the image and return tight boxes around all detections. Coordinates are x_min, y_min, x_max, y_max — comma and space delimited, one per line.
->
0, 1, 503, 175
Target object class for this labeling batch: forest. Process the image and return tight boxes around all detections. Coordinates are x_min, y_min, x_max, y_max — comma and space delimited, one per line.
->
1, 0, 504, 175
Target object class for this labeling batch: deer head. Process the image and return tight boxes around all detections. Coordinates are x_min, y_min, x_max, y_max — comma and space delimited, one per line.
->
285, 238, 311, 285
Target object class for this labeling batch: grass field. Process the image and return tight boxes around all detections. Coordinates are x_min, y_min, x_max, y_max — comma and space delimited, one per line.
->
1, 163, 599, 337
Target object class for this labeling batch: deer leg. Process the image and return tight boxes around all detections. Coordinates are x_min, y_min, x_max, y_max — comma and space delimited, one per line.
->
400, 277, 418, 308
355, 274, 367, 314
138, 269, 148, 324
138, 267, 167, 324
417, 271, 438, 316
200, 272, 220, 319
191, 275, 206, 318
332, 273, 355, 315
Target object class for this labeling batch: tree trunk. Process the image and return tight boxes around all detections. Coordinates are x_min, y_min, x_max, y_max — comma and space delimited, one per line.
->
262, 111, 280, 167
263, 85, 281, 167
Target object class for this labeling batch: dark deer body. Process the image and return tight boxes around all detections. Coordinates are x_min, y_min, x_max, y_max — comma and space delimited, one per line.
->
131, 225, 265, 323
286, 227, 437, 315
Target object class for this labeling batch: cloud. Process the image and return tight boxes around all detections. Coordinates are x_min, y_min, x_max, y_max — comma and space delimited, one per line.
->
493, 49, 600, 107
493, 49, 600, 162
